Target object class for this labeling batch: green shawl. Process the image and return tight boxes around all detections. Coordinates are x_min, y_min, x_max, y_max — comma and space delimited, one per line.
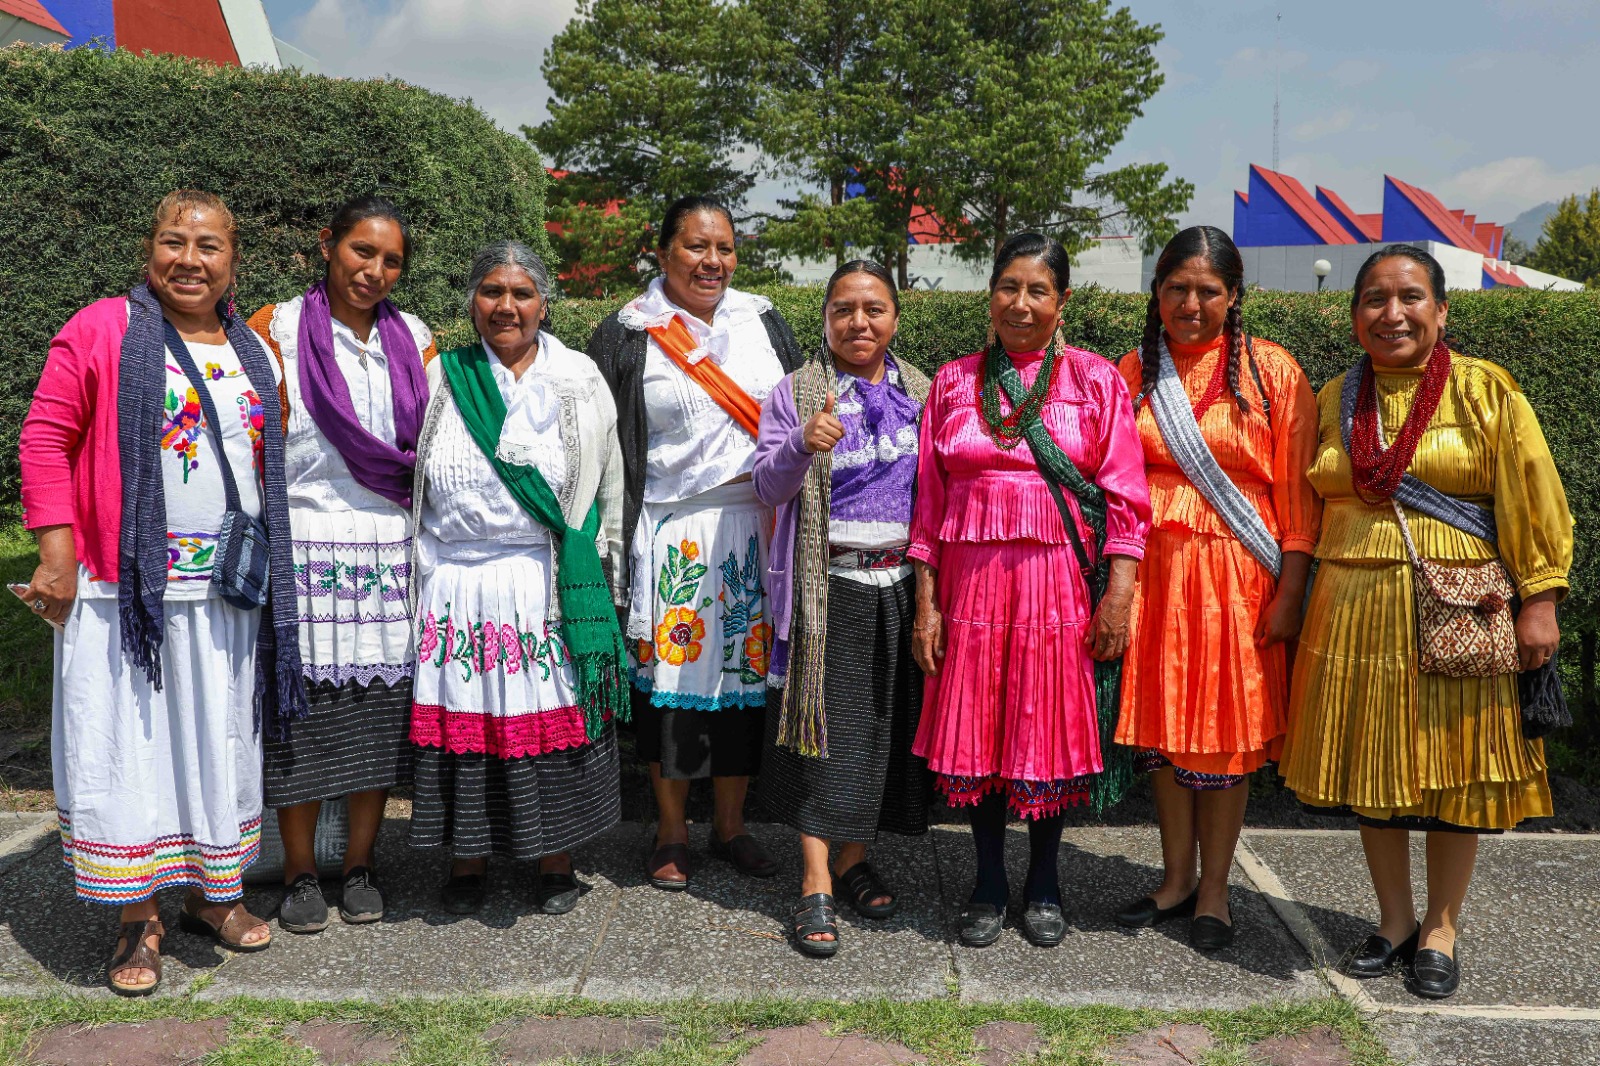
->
986, 339, 1132, 813
441, 343, 629, 740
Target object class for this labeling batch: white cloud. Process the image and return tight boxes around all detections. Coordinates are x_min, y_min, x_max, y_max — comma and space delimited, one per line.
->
1327, 57, 1381, 87
1224, 46, 1307, 75
289, 0, 579, 134
1436, 156, 1600, 219
1291, 108, 1354, 143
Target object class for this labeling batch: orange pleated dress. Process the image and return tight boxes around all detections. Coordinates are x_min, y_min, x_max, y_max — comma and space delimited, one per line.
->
1113, 335, 1322, 777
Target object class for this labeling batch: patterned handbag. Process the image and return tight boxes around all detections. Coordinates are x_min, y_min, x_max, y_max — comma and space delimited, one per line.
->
1392, 500, 1518, 677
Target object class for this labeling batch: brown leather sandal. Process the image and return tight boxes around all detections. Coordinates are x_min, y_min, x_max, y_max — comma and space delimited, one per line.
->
179, 895, 272, 952
107, 919, 163, 997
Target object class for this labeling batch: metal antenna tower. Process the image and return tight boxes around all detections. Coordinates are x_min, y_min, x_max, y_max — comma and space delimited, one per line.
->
1272, 10, 1281, 170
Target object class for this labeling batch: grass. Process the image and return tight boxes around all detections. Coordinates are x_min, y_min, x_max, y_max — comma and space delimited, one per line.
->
0, 992, 1397, 1066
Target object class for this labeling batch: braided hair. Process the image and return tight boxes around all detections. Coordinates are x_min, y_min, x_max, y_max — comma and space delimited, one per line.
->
1137, 225, 1249, 412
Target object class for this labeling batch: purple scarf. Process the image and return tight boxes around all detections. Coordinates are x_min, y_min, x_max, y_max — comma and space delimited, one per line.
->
296, 281, 428, 509
829, 356, 922, 525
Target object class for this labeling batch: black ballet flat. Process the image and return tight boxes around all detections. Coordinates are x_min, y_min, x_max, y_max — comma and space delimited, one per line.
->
1407, 947, 1461, 1000
1190, 912, 1235, 951
1340, 924, 1420, 979
1114, 890, 1197, 929
958, 904, 1005, 948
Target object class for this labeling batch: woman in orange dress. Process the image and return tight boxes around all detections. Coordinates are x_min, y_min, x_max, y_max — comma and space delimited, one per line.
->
1111, 226, 1320, 950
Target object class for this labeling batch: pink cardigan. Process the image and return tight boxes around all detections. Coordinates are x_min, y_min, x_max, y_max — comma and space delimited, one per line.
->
20, 297, 131, 583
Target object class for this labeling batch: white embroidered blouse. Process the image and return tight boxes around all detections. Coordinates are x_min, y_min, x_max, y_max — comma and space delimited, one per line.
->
620, 278, 787, 505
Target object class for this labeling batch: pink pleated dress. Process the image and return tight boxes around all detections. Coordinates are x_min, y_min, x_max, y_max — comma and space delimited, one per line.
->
908, 347, 1151, 817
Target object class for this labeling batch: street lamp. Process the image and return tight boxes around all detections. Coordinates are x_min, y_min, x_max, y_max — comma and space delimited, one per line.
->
1313, 259, 1332, 292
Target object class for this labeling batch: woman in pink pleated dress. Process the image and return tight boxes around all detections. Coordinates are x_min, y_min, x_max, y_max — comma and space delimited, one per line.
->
909, 232, 1151, 949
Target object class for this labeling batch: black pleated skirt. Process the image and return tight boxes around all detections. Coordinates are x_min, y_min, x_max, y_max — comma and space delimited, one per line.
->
760, 573, 931, 842
408, 726, 621, 861
631, 688, 765, 780
263, 677, 414, 808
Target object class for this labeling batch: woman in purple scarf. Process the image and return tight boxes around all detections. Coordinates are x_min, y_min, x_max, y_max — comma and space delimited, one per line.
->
247, 196, 435, 935
752, 260, 933, 957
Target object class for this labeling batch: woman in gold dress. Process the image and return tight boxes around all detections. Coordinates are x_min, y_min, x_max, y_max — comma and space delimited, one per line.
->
1280, 245, 1571, 1001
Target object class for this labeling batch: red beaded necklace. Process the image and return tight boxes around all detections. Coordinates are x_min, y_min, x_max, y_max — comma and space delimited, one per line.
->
1348, 338, 1452, 504
1184, 335, 1232, 420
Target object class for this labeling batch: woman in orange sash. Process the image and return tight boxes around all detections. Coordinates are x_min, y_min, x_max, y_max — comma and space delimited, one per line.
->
586, 196, 806, 889
1112, 226, 1320, 950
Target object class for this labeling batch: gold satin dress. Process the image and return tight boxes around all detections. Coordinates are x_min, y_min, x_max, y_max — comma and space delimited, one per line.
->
1280, 355, 1574, 830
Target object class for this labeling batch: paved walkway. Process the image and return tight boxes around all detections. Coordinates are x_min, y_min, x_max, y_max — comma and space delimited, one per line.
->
1, 810, 1597, 1064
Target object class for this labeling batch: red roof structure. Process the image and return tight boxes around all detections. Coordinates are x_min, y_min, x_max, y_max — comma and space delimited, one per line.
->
1250, 166, 1355, 245
1383, 175, 1490, 254
1316, 185, 1381, 242
1, 0, 67, 34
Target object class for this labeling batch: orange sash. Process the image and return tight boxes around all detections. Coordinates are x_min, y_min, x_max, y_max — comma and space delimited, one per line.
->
646, 316, 763, 438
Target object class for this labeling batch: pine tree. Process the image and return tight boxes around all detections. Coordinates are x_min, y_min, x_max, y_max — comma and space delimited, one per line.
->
1526, 190, 1600, 288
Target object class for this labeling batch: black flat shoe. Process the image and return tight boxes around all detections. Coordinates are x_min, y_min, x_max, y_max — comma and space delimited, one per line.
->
709, 833, 779, 879
958, 903, 1005, 947
1017, 903, 1066, 948
1190, 913, 1235, 951
1114, 890, 1197, 929
1340, 925, 1420, 979
1408, 947, 1461, 1000
534, 872, 580, 915
440, 873, 487, 915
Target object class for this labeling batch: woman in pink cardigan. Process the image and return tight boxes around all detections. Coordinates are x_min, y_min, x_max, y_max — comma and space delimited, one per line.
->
909, 233, 1151, 949
20, 191, 303, 995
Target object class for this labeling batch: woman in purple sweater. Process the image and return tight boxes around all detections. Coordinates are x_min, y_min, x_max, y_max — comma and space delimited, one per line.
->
752, 260, 932, 957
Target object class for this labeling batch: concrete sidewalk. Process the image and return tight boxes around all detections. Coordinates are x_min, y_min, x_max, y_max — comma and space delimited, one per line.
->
1, 812, 1596, 1064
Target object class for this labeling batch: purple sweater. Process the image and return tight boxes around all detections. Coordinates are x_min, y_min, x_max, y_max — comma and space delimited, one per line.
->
751, 375, 812, 656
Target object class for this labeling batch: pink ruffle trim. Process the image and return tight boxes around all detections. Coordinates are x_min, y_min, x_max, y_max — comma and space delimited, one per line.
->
937, 475, 1080, 545
409, 703, 599, 759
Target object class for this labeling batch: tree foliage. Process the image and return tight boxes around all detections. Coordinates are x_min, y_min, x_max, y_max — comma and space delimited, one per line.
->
0, 44, 551, 505
529, 0, 766, 287
1526, 190, 1600, 288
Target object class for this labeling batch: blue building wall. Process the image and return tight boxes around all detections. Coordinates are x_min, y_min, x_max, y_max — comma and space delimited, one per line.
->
1236, 168, 1323, 246
1380, 178, 1450, 244
1233, 193, 1250, 246
42, 0, 117, 48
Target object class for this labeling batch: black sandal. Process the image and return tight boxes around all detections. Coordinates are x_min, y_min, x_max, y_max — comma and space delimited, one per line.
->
534, 872, 580, 915
791, 892, 840, 958
107, 919, 163, 997
834, 861, 897, 919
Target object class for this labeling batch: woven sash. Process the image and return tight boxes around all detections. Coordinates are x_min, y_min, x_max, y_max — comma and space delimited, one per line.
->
646, 316, 763, 438
1149, 337, 1282, 577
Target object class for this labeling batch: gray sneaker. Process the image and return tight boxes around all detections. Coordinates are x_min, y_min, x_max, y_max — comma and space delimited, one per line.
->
279, 874, 330, 934
340, 866, 384, 924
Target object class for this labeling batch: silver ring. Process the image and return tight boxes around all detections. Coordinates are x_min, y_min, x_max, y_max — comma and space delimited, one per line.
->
32, 599, 46, 612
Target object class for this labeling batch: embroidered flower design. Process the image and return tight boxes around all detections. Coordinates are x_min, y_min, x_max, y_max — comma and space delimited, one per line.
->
743, 621, 772, 678
481, 620, 501, 671
501, 623, 522, 674
418, 613, 439, 662
656, 606, 705, 666
162, 387, 204, 481
205, 362, 226, 380
679, 539, 699, 561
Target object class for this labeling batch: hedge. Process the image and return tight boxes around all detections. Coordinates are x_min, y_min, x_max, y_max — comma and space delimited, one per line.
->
0, 44, 553, 502
537, 285, 1600, 629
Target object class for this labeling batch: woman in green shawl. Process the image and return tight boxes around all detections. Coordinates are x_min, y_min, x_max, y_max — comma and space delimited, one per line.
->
406, 240, 628, 917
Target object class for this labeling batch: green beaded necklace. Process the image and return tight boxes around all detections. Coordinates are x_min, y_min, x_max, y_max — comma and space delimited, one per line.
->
977, 337, 1061, 449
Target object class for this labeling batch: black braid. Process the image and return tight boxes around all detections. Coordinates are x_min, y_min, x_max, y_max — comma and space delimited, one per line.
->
1224, 295, 1248, 412
1135, 286, 1162, 410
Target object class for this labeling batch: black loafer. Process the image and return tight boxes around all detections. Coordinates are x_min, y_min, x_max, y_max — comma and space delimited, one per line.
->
958, 903, 1005, 947
279, 873, 330, 934
1114, 890, 1197, 929
1340, 925, 1420, 979
440, 873, 487, 915
1018, 903, 1066, 948
534, 872, 581, 915
1408, 947, 1461, 1000
1190, 913, 1235, 951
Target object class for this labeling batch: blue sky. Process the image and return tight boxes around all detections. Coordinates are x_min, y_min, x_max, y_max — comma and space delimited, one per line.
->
264, 0, 1600, 234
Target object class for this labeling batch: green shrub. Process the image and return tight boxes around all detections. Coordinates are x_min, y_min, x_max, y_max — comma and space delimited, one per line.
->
541, 284, 1600, 628
0, 44, 553, 503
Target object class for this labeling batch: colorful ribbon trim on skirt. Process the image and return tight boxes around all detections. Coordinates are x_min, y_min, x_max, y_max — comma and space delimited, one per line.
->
934, 773, 1095, 820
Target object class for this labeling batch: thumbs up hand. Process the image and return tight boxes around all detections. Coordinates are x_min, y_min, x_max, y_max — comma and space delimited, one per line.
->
802, 391, 846, 454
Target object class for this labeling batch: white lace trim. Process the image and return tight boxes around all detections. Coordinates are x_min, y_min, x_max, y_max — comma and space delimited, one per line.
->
831, 424, 919, 469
